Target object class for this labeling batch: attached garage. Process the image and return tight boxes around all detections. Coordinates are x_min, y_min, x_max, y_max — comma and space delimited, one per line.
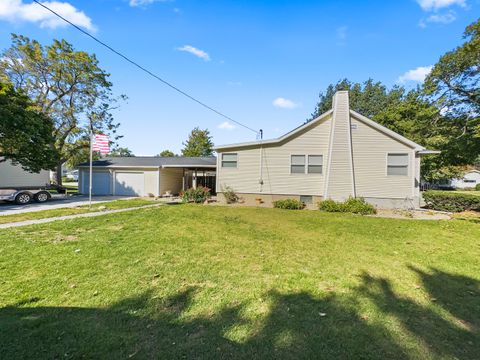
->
80, 171, 111, 195
77, 157, 216, 198
114, 172, 145, 196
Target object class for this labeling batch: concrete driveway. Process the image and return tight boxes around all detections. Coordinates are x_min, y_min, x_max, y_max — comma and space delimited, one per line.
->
0, 195, 134, 216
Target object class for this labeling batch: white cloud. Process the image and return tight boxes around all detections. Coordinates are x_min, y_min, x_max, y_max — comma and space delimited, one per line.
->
425, 11, 457, 24
177, 45, 211, 61
129, 0, 170, 7
218, 121, 235, 130
273, 97, 299, 109
397, 65, 433, 83
0, 0, 96, 31
416, 0, 466, 11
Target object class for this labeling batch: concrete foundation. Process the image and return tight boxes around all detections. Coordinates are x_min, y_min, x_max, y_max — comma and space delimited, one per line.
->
217, 192, 420, 210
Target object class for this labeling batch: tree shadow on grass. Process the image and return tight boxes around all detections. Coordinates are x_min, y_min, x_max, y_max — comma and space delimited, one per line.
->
357, 267, 480, 359
1, 268, 479, 359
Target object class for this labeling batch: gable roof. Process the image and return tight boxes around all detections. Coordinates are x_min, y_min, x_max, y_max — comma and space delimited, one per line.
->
215, 110, 333, 151
215, 100, 435, 153
77, 156, 217, 168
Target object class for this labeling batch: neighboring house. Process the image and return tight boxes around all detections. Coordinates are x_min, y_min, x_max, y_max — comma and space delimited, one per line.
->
77, 157, 216, 197
0, 159, 50, 188
215, 91, 438, 209
451, 170, 480, 189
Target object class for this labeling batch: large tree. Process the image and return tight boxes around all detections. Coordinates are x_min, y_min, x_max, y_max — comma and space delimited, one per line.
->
109, 147, 134, 157
158, 149, 176, 157
0, 81, 58, 172
308, 78, 404, 121
0, 34, 125, 184
424, 18, 480, 169
181, 127, 214, 157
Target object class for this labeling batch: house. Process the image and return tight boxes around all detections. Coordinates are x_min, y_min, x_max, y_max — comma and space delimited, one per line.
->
77, 157, 216, 197
450, 170, 480, 189
215, 91, 438, 209
0, 159, 50, 188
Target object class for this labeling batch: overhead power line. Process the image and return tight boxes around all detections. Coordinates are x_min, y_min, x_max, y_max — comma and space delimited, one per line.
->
32, 0, 259, 135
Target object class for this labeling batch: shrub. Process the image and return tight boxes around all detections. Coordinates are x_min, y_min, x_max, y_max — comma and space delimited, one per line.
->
423, 190, 480, 212
222, 186, 239, 204
318, 199, 345, 212
273, 199, 306, 210
181, 186, 211, 203
476, 184, 480, 191
343, 197, 377, 215
318, 197, 376, 215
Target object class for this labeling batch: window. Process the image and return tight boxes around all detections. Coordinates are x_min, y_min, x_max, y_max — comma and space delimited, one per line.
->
300, 195, 313, 204
464, 179, 476, 183
387, 153, 408, 176
291, 155, 305, 174
308, 155, 323, 174
222, 153, 237, 168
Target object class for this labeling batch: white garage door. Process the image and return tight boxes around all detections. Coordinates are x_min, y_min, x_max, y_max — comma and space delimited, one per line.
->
82, 171, 111, 195
115, 172, 144, 196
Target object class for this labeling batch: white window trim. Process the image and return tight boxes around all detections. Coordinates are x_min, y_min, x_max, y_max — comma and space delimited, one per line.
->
386, 152, 409, 177
221, 153, 238, 169
290, 154, 324, 175
307, 155, 324, 175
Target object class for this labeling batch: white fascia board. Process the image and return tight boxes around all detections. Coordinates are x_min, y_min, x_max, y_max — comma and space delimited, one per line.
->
417, 150, 441, 155
161, 165, 217, 168
77, 165, 161, 169
214, 110, 333, 151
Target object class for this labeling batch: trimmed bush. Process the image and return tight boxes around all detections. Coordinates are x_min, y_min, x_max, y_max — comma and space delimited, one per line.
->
318, 199, 344, 212
273, 199, 306, 210
181, 186, 211, 203
318, 197, 376, 215
343, 197, 377, 215
476, 184, 480, 191
423, 190, 480, 212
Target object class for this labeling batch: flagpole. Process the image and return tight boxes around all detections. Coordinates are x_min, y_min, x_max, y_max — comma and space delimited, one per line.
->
89, 121, 93, 208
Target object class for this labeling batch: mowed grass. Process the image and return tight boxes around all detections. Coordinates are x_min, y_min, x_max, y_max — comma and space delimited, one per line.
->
0, 198, 156, 224
0, 205, 479, 359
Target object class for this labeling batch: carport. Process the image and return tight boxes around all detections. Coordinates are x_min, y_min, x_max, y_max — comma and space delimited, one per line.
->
77, 157, 217, 197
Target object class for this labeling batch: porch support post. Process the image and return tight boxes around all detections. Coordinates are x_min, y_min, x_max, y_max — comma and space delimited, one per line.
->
193, 168, 197, 189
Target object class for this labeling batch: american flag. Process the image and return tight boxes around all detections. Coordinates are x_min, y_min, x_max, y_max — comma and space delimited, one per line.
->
92, 133, 110, 155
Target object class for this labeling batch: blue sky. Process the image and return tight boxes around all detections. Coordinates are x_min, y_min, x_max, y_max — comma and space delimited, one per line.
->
1, 0, 479, 155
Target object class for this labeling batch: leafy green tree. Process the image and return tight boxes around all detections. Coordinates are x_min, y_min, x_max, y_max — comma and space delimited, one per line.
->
0, 81, 58, 172
309, 79, 404, 121
109, 147, 134, 157
0, 34, 125, 184
181, 127, 214, 157
423, 18, 480, 172
158, 150, 176, 157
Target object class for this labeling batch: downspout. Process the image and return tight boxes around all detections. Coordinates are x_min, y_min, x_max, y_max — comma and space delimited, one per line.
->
259, 129, 264, 192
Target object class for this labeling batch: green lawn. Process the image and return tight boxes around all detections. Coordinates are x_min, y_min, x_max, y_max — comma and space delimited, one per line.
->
0, 205, 479, 359
0, 198, 156, 225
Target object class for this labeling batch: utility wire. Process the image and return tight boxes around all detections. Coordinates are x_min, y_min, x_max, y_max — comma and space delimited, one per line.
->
32, 0, 259, 135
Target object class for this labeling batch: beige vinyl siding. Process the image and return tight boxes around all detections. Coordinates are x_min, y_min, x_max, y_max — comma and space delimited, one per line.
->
217, 115, 331, 196
0, 159, 50, 187
143, 170, 159, 196
325, 92, 354, 200
160, 168, 183, 195
350, 116, 414, 199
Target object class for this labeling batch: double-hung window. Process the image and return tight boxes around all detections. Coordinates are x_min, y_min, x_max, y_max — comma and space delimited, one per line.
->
222, 153, 238, 168
308, 155, 323, 174
291, 155, 305, 174
387, 153, 408, 176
